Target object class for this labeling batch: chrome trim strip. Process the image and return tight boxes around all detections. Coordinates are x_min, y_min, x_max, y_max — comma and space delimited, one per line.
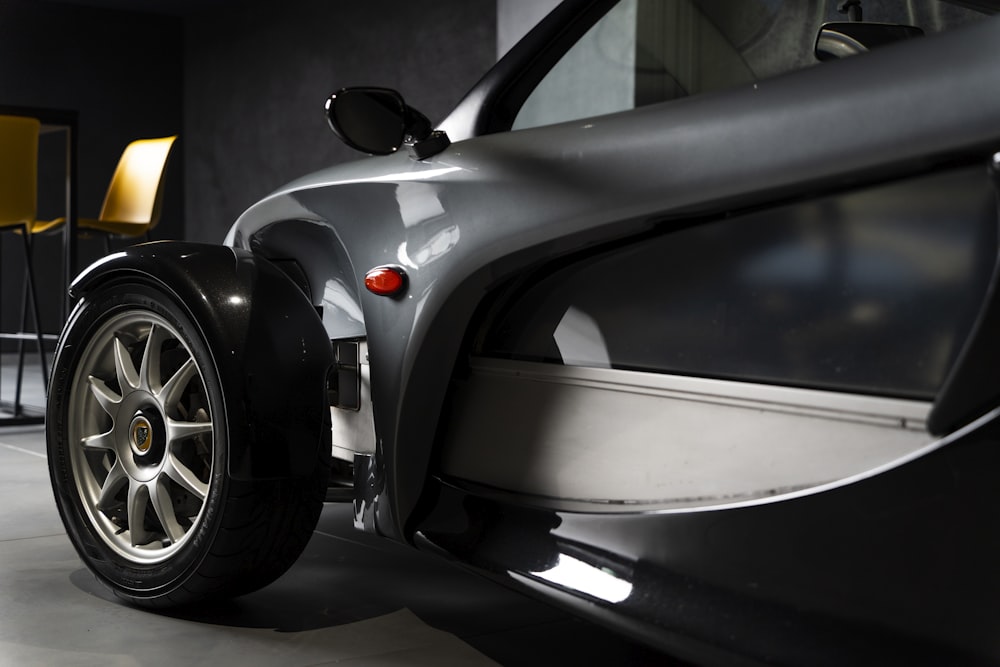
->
470, 358, 929, 430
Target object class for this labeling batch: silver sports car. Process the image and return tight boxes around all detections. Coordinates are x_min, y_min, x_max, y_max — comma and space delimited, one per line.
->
46, 1, 1000, 664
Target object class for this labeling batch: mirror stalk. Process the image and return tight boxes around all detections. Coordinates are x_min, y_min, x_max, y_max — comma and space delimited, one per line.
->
409, 131, 451, 160
403, 106, 451, 160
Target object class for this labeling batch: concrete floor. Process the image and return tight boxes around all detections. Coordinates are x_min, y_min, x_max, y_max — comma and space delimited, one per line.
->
0, 359, 677, 667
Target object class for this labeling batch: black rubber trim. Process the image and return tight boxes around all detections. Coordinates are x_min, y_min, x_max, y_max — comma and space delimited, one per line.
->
928, 156, 1000, 435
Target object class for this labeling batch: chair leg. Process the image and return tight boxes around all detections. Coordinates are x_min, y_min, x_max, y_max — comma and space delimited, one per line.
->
15, 259, 28, 413
0, 233, 4, 407
16, 226, 48, 411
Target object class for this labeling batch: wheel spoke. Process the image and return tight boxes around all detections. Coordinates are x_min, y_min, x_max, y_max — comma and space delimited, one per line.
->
126, 480, 150, 546
150, 477, 185, 544
97, 461, 128, 511
166, 417, 213, 446
114, 336, 140, 392
88, 376, 122, 416
139, 323, 169, 393
159, 358, 197, 410
81, 430, 115, 452
163, 452, 209, 500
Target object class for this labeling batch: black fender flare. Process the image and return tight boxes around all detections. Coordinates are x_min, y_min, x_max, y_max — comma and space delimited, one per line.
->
67, 241, 334, 481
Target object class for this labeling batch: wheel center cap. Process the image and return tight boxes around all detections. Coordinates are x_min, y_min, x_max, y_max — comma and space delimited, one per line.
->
130, 415, 153, 456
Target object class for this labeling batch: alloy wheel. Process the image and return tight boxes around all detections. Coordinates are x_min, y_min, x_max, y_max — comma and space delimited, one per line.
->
67, 310, 214, 564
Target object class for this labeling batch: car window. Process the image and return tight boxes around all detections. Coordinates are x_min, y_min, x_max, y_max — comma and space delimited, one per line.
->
513, 0, 988, 130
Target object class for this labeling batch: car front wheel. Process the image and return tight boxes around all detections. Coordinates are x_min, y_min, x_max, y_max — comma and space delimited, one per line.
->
47, 280, 328, 607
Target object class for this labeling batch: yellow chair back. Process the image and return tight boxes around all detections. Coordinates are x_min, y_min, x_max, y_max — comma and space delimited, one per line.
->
0, 115, 40, 229
97, 135, 176, 234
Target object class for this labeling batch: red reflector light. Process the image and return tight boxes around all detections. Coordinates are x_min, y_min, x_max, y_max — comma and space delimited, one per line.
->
364, 266, 406, 296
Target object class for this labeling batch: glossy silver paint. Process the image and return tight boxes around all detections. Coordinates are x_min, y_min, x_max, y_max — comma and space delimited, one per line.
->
227, 14, 1000, 539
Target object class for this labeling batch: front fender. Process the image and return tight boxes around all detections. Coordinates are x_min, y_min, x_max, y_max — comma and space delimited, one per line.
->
69, 241, 334, 481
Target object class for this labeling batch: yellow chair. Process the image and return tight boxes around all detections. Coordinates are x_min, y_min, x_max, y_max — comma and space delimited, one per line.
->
0, 114, 48, 414
33, 135, 177, 253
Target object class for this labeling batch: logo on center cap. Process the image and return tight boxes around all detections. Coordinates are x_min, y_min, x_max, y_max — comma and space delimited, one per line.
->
132, 419, 152, 453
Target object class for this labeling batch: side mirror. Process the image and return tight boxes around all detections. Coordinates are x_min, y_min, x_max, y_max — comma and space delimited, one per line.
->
325, 87, 408, 155
815, 22, 924, 61
324, 87, 448, 159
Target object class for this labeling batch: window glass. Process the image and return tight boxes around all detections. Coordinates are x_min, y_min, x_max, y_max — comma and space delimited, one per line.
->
513, 0, 989, 130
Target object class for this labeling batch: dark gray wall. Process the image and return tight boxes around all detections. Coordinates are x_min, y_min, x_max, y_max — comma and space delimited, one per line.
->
0, 0, 495, 346
0, 0, 183, 338
183, 0, 497, 243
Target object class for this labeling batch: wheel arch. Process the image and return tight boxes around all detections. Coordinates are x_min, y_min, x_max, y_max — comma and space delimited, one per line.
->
66, 241, 335, 482
243, 217, 366, 341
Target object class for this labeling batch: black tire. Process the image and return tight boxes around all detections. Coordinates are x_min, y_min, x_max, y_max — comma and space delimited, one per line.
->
47, 280, 329, 607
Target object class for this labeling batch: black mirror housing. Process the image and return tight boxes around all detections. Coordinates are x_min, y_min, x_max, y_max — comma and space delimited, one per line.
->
325, 87, 407, 155
325, 87, 449, 159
